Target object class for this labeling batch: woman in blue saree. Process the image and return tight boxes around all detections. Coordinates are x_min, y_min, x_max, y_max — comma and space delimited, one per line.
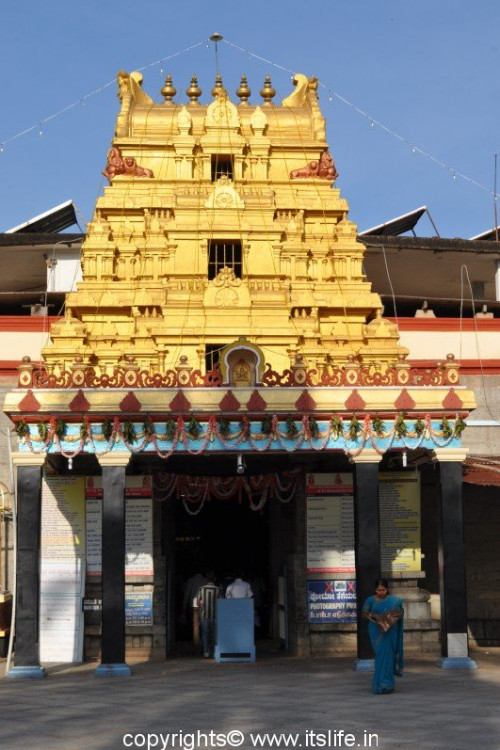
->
362, 578, 404, 694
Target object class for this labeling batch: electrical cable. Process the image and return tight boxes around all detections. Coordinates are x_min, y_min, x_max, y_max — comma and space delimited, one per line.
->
460, 264, 498, 422
222, 38, 499, 201
0, 41, 206, 151
380, 244, 399, 328
2, 36, 496, 205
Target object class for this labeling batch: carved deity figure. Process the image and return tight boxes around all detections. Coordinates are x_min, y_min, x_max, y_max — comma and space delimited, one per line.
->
123, 156, 154, 178
317, 151, 338, 180
102, 146, 125, 181
232, 359, 253, 387
290, 150, 338, 181
102, 146, 154, 183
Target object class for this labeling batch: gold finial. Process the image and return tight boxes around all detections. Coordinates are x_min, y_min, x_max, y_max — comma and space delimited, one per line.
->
211, 74, 224, 98
236, 75, 251, 105
308, 76, 319, 92
260, 75, 276, 105
161, 74, 177, 104
186, 75, 202, 105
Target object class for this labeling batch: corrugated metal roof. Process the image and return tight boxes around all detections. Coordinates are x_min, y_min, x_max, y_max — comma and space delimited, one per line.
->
469, 226, 500, 241
5, 200, 78, 234
359, 206, 427, 237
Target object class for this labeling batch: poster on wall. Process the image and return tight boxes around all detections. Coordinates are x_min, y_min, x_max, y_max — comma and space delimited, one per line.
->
125, 592, 153, 626
306, 473, 355, 573
85, 476, 153, 577
40, 476, 86, 662
379, 472, 421, 573
307, 580, 357, 624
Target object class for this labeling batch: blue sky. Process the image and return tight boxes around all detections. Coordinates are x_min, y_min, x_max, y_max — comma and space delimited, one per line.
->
1, 1, 499, 238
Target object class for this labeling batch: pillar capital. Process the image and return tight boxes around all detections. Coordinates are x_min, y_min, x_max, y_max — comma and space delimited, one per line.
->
432, 448, 469, 463
11, 451, 46, 467
96, 451, 131, 467
349, 449, 383, 464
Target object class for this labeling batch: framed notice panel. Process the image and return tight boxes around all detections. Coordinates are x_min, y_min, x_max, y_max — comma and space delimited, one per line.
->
307, 580, 357, 624
85, 476, 153, 577
40, 477, 86, 662
379, 471, 421, 573
306, 473, 355, 574
125, 592, 153, 626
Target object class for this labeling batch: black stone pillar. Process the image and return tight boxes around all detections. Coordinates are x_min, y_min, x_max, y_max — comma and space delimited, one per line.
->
437, 458, 476, 668
353, 457, 381, 668
96, 458, 131, 676
8, 456, 46, 679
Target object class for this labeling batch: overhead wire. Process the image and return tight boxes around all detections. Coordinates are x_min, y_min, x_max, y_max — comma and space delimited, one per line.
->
19, 39, 497, 380
221, 38, 499, 201
1, 36, 496, 206
0, 40, 207, 152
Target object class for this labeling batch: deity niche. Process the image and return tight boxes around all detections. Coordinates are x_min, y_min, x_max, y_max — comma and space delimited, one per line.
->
102, 145, 154, 183
230, 358, 253, 387
290, 150, 338, 181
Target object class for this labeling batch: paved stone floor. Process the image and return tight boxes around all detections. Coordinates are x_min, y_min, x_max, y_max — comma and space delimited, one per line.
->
0, 649, 499, 750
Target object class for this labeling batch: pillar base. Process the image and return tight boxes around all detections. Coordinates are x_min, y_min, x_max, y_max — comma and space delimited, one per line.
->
437, 657, 477, 670
7, 665, 46, 679
95, 663, 131, 677
353, 658, 375, 672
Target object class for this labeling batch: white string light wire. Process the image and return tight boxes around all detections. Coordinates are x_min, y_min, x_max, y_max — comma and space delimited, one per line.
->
221, 38, 499, 200
0, 40, 206, 151
1, 36, 497, 201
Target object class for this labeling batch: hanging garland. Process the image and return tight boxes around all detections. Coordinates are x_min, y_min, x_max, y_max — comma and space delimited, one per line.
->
15, 412, 468, 459
152, 470, 302, 514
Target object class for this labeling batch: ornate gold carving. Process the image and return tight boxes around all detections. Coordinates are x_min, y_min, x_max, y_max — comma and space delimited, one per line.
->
177, 106, 192, 134
205, 88, 240, 129
205, 176, 245, 209
250, 106, 267, 135
43, 70, 427, 377
213, 266, 242, 308
282, 74, 310, 108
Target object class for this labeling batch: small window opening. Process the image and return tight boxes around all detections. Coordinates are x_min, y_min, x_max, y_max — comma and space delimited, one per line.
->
208, 240, 242, 280
211, 155, 233, 181
205, 344, 224, 372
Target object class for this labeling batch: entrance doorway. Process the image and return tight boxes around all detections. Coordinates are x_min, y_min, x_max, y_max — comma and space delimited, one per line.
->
171, 490, 271, 652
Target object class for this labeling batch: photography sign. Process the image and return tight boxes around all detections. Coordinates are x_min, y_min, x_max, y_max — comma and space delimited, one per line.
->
307, 580, 357, 624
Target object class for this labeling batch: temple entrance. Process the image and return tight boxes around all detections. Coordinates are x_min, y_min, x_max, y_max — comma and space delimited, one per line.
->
167, 478, 280, 655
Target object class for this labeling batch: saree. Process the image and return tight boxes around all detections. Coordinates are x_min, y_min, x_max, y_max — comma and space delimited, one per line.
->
363, 594, 404, 694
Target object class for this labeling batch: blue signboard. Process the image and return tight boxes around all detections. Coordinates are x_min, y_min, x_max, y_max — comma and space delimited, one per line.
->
307, 580, 356, 624
125, 592, 153, 626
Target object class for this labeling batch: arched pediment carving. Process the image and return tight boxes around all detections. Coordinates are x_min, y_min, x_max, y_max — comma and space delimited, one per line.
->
205, 90, 241, 130
218, 338, 266, 386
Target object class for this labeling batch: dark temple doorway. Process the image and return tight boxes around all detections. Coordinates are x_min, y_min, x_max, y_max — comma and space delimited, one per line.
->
171, 490, 271, 652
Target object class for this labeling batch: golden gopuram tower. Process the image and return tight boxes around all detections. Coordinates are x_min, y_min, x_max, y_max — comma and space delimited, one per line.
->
42, 71, 407, 377
5, 67, 479, 674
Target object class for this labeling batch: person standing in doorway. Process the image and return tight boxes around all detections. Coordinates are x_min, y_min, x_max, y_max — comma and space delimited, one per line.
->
225, 573, 253, 599
197, 572, 222, 658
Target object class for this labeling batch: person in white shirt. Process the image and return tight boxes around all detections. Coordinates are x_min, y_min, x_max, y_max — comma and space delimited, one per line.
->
225, 573, 253, 599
